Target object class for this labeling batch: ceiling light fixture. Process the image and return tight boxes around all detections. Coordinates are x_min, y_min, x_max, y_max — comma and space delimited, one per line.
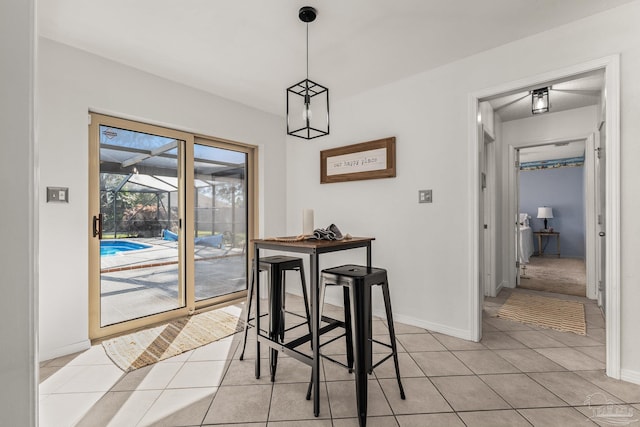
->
531, 87, 550, 115
286, 6, 329, 139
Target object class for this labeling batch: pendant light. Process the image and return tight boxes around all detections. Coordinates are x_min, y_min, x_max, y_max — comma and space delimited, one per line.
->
531, 87, 550, 115
286, 6, 329, 139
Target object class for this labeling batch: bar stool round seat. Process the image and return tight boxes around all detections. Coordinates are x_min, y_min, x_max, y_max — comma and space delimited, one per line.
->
317, 264, 405, 427
239, 255, 312, 362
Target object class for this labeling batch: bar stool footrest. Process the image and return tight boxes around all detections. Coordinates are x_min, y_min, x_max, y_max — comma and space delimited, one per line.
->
370, 353, 394, 372
244, 313, 270, 336
319, 332, 348, 349
283, 310, 312, 334
320, 353, 352, 371
370, 338, 393, 350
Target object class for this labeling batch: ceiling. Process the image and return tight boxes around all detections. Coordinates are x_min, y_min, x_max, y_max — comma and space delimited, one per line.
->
486, 69, 602, 163
488, 70, 604, 122
38, 0, 634, 117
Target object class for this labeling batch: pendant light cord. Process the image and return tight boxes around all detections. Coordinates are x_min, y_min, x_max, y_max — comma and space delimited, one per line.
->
306, 23, 309, 80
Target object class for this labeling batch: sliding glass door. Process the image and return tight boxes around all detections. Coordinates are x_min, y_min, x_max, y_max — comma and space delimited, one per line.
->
97, 125, 185, 327
89, 114, 254, 340
192, 142, 248, 303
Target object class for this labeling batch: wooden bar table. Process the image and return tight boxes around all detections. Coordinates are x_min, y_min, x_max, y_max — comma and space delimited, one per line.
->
252, 236, 374, 418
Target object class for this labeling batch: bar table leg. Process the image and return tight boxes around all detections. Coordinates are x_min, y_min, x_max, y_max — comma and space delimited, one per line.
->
269, 265, 282, 381
349, 282, 372, 427
311, 251, 320, 417
254, 248, 261, 379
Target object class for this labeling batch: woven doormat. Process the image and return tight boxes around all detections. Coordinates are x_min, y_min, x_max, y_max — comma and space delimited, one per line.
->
102, 310, 243, 372
497, 293, 586, 335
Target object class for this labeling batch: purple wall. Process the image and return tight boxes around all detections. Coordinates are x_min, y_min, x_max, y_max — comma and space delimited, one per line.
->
519, 165, 585, 258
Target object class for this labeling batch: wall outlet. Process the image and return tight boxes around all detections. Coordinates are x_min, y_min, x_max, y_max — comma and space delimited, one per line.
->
419, 189, 432, 203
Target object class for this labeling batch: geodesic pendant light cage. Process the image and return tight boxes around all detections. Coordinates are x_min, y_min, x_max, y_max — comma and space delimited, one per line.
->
286, 6, 330, 140
287, 78, 329, 139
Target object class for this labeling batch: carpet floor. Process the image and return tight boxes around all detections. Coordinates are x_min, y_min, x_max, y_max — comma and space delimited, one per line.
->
518, 256, 586, 297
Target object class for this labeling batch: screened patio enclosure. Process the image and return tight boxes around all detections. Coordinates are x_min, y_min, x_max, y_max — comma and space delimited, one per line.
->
95, 122, 249, 329
100, 138, 246, 245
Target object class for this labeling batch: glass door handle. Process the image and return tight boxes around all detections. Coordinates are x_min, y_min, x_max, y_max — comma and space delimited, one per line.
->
599, 232, 605, 237
93, 214, 103, 239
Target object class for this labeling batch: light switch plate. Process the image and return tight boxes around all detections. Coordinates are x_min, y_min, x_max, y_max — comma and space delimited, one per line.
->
47, 187, 69, 203
419, 189, 432, 203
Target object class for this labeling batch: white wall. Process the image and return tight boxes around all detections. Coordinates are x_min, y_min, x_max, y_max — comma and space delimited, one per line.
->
0, 0, 37, 425
286, 1, 640, 379
501, 105, 598, 144
37, 38, 286, 360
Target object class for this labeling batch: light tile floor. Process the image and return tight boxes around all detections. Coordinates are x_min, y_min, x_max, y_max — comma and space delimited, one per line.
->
40, 288, 640, 426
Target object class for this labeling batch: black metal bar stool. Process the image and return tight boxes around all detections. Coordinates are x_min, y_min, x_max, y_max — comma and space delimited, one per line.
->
239, 255, 312, 363
314, 264, 405, 427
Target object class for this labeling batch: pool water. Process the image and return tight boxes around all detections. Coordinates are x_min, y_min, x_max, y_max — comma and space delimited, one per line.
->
100, 240, 152, 256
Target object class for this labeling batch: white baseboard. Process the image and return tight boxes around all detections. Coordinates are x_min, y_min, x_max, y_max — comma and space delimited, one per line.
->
502, 280, 515, 289
39, 339, 91, 363
621, 369, 640, 386
328, 293, 471, 341
483, 281, 507, 298
373, 309, 472, 341
496, 280, 507, 294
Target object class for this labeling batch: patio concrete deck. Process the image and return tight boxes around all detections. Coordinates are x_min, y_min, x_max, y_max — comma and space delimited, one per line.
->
100, 238, 246, 326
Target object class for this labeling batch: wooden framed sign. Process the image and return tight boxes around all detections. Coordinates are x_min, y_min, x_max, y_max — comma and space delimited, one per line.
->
320, 137, 396, 184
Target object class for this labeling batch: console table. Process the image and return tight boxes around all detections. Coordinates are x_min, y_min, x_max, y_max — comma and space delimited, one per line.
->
534, 231, 560, 257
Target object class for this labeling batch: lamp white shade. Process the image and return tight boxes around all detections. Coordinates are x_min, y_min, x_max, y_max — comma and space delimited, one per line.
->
537, 207, 554, 219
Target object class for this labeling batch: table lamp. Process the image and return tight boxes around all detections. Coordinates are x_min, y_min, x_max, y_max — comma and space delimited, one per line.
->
537, 206, 553, 231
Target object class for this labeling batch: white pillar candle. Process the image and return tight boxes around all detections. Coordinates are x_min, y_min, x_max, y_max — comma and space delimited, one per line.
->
303, 209, 314, 235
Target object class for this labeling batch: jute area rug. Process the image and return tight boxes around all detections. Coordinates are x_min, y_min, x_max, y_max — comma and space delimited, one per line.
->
102, 310, 243, 372
497, 292, 586, 335
519, 256, 586, 297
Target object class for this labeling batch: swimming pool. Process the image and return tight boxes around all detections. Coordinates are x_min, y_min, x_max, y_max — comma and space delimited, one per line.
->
100, 240, 152, 256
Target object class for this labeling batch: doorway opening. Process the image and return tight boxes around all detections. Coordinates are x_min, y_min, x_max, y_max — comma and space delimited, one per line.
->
470, 56, 620, 378
516, 139, 589, 298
